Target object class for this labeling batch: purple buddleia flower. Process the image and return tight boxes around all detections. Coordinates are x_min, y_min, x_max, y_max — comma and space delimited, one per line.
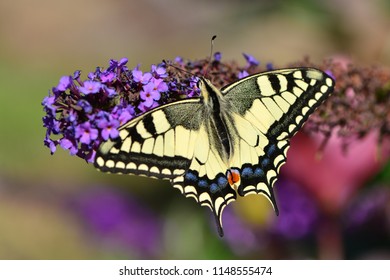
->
73, 70, 81, 80
102, 85, 117, 98
118, 57, 128, 67
100, 70, 116, 84
151, 64, 168, 78
117, 107, 134, 125
79, 80, 102, 95
56, 75, 72, 91
150, 77, 168, 93
138, 100, 159, 112
214, 52, 222, 62
97, 117, 120, 141
44, 137, 58, 154
174, 56, 184, 64
60, 137, 78, 155
238, 70, 249, 79
132, 69, 152, 85
77, 99, 93, 114
108, 59, 119, 71
87, 67, 101, 80
108, 57, 129, 71
75, 121, 98, 145
266, 63, 274, 71
85, 150, 96, 163
185, 76, 200, 97
140, 83, 161, 107
42, 115, 60, 134
243, 53, 260, 67
65, 109, 78, 124
42, 95, 56, 115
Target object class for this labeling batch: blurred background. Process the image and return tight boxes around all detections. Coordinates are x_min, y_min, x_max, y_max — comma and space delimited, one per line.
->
1, 0, 390, 259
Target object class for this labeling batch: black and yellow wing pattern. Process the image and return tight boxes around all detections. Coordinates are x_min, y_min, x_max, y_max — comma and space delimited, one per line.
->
94, 68, 334, 236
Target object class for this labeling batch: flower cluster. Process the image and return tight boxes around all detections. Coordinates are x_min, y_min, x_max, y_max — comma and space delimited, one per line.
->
42, 53, 261, 162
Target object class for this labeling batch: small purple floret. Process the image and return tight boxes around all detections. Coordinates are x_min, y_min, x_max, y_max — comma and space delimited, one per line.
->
75, 122, 99, 144
56, 76, 72, 91
243, 53, 260, 67
79, 81, 102, 95
97, 117, 120, 141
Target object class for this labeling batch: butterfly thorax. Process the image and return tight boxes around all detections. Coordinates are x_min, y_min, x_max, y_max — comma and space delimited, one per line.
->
198, 78, 236, 164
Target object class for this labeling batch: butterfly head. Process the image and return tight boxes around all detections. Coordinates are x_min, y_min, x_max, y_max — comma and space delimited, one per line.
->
197, 77, 224, 108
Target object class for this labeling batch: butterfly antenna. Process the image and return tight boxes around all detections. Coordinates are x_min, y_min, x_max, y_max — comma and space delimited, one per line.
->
162, 59, 195, 76
204, 35, 217, 78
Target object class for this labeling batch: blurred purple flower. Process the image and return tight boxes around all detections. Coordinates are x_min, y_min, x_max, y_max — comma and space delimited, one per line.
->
266, 63, 274, 70
223, 207, 265, 255
214, 52, 222, 62
243, 53, 260, 67
72, 187, 162, 257
238, 70, 249, 79
344, 187, 390, 232
270, 178, 319, 240
174, 56, 184, 64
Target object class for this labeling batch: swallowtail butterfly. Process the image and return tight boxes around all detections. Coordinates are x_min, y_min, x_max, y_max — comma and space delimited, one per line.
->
94, 67, 334, 236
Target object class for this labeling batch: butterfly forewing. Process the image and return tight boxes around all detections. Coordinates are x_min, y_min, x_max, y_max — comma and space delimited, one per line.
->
95, 99, 203, 179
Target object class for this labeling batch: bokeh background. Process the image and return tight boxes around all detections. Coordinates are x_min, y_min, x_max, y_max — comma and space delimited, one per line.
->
1, 0, 390, 259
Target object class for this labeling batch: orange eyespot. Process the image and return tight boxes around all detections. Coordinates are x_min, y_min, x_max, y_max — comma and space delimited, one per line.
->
227, 168, 240, 186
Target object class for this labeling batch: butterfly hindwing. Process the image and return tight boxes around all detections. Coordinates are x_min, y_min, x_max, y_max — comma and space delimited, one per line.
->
172, 123, 237, 236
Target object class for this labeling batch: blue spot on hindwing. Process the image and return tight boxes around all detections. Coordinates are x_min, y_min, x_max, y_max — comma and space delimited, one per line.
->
241, 167, 253, 178
267, 144, 277, 155
261, 158, 270, 168
217, 176, 228, 188
210, 183, 219, 193
198, 179, 208, 188
184, 171, 198, 182
254, 167, 265, 178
